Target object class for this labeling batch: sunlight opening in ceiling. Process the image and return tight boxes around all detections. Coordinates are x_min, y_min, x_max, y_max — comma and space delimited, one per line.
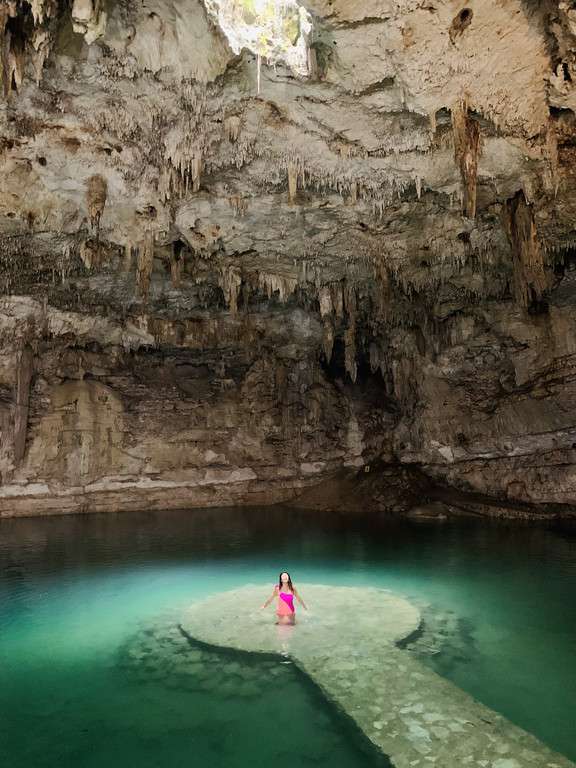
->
203, 0, 313, 77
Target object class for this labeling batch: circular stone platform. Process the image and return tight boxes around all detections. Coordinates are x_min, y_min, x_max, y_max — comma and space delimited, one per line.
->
179, 584, 576, 768
181, 583, 420, 657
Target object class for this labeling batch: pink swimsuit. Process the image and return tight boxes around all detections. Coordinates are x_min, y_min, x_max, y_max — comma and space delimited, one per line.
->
276, 588, 295, 616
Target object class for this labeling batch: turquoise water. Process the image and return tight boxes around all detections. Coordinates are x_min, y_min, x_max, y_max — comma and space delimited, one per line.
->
1, 507, 575, 766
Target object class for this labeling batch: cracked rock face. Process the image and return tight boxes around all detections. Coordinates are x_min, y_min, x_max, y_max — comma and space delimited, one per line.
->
1, 0, 576, 517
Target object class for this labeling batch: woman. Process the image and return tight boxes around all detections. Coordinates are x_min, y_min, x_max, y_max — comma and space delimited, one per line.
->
260, 571, 307, 624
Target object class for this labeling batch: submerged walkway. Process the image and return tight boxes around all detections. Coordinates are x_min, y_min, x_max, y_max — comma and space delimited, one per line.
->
181, 584, 575, 768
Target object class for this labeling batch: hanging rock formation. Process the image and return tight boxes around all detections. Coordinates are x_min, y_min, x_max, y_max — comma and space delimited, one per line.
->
1, 0, 576, 518
451, 101, 481, 219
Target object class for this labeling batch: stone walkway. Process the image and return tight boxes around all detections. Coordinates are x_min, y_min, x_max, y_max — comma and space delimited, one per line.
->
180, 584, 575, 768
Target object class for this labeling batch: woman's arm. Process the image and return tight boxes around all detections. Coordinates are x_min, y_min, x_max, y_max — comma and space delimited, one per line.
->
260, 585, 278, 609
294, 588, 307, 609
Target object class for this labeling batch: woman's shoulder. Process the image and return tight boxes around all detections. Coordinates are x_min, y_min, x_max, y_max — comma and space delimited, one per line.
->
272, 583, 279, 592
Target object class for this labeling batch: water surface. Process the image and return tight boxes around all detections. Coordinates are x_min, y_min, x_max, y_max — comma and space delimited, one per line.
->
1, 507, 575, 766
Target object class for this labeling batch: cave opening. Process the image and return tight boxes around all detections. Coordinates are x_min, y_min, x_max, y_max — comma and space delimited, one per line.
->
201, 0, 313, 76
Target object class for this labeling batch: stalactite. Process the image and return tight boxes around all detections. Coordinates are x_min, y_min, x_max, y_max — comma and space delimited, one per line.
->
8, 39, 25, 94
331, 282, 344, 318
121, 243, 133, 273
1, 4, 26, 97
349, 181, 358, 205
253, 143, 415, 213
160, 151, 204, 201
544, 119, 559, 196
136, 235, 154, 300
288, 162, 298, 203
1, 0, 58, 96
307, 41, 318, 81
415, 176, 422, 200
0, 6, 9, 43
503, 190, 551, 308
369, 342, 380, 374
318, 285, 332, 318
392, 356, 416, 408
322, 319, 334, 363
543, 237, 576, 256
1, 4, 17, 96
170, 240, 184, 288
228, 195, 248, 216
30, 1, 47, 25
219, 264, 242, 313
160, 96, 207, 201
13, 345, 33, 465
344, 285, 357, 383
452, 101, 481, 219
258, 271, 298, 301
86, 174, 107, 230
225, 115, 241, 143
344, 325, 357, 383
79, 238, 102, 270
31, 26, 51, 84
337, 142, 353, 159
191, 156, 203, 192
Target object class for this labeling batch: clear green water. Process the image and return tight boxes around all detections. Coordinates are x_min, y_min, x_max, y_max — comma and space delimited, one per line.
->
1, 507, 575, 766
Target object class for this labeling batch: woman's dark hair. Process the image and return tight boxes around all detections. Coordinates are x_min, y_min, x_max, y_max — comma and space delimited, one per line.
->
278, 571, 294, 592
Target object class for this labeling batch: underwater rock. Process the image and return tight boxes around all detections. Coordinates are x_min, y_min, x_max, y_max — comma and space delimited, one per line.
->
400, 603, 479, 677
179, 584, 576, 768
117, 618, 284, 699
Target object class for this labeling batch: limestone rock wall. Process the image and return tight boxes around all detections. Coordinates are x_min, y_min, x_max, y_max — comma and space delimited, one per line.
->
1, 1, 576, 516
0, 296, 390, 515
393, 297, 576, 509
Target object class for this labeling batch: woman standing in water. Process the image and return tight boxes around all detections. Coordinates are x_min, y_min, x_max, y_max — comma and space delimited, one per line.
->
260, 571, 307, 624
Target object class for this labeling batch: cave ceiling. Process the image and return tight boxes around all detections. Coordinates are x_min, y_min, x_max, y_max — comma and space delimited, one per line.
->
1, 1, 576, 339
4, 2, 576, 515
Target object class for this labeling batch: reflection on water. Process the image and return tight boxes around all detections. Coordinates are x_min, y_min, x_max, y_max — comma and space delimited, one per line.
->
1, 506, 576, 765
